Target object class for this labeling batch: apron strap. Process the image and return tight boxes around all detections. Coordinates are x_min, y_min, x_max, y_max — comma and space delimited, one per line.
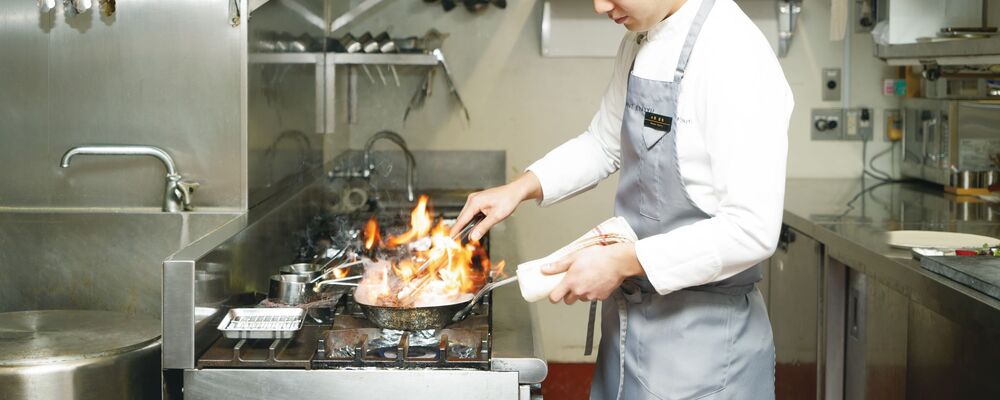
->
613, 291, 628, 400
673, 0, 717, 82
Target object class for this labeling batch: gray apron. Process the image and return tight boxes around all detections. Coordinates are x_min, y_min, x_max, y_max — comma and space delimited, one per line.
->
590, 0, 775, 398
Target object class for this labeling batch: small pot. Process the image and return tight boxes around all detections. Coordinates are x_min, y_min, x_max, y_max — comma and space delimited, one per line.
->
278, 263, 324, 281
268, 274, 317, 305
950, 170, 980, 189
981, 170, 999, 188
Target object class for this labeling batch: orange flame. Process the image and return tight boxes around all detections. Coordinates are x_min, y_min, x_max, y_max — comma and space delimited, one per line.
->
386, 195, 433, 247
360, 195, 501, 306
364, 216, 381, 250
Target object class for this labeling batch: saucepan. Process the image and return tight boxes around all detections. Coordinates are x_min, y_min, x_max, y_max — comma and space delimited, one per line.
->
354, 276, 517, 330
268, 269, 362, 305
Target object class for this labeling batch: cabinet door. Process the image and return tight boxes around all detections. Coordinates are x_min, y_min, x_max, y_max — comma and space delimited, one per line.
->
907, 302, 1000, 399
770, 225, 823, 400
844, 270, 908, 400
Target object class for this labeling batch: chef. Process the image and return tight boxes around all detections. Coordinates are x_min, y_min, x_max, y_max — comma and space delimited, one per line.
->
452, 0, 792, 398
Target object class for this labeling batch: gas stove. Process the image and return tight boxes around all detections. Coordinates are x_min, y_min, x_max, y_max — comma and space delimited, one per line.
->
164, 190, 543, 400
197, 291, 494, 370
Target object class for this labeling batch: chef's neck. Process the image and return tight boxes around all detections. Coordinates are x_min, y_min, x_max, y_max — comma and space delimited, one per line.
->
663, 0, 688, 20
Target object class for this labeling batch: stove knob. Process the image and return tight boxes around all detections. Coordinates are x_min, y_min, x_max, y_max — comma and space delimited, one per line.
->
814, 119, 829, 131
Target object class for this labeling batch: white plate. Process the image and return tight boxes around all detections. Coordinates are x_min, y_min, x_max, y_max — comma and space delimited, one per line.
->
885, 230, 1000, 250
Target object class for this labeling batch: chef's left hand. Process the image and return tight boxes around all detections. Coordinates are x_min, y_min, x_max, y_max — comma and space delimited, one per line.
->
544, 243, 645, 305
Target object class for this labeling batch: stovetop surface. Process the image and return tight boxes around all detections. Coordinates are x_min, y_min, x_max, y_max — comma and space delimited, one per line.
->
198, 293, 493, 371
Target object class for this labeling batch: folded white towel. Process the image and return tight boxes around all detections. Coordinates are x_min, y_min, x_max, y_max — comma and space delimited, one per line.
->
517, 217, 638, 302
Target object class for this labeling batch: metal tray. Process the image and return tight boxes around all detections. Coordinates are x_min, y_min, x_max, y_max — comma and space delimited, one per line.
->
216, 308, 305, 339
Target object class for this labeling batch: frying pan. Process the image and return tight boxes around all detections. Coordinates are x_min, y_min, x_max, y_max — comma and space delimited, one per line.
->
354, 276, 518, 330
355, 295, 473, 331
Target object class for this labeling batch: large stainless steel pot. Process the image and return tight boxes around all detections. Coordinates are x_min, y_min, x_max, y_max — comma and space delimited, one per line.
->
0, 310, 161, 400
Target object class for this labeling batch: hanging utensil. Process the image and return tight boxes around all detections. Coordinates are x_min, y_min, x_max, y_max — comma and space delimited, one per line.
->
431, 48, 471, 122
404, 69, 432, 122
376, 32, 401, 87
344, 33, 375, 84
358, 32, 383, 83
340, 33, 363, 53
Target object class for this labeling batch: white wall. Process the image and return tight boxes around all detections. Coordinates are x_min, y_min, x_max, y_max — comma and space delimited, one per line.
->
338, 0, 898, 362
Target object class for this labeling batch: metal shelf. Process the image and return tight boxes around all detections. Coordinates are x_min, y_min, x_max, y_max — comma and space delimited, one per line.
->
249, 53, 324, 64
876, 37, 1000, 65
329, 53, 437, 66
249, 53, 437, 66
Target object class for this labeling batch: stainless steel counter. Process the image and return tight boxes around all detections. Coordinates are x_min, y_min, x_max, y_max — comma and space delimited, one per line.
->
782, 178, 1000, 330
778, 178, 1000, 399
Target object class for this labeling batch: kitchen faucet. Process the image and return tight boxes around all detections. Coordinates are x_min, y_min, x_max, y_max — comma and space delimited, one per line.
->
60, 145, 199, 212
363, 131, 416, 202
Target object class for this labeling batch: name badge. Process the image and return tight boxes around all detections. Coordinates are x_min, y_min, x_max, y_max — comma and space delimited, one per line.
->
643, 112, 673, 133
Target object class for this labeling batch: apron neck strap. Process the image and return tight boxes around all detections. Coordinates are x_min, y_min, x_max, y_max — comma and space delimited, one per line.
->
673, 0, 717, 82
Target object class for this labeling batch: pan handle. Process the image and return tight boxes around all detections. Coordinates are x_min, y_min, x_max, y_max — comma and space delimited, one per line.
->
451, 276, 518, 322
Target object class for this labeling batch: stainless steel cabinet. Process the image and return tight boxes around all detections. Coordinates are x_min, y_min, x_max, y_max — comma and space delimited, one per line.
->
844, 270, 908, 400
769, 225, 823, 400
906, 301, 1000, 399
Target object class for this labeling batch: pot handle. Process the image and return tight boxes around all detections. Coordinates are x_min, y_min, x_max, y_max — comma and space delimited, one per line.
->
451, 276, 518, 322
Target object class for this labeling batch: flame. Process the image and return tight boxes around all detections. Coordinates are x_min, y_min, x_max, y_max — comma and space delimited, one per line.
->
333, 267, 350, 279
386, 195, 433, 247
364, 216, 381, 250
358, 195, 502, 307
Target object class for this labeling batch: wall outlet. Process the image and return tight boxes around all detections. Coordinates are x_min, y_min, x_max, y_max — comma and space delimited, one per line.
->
811, 108, 844, 141
843, 108, 873, 141
822, 68, 842, 102
884, 109, 902, 141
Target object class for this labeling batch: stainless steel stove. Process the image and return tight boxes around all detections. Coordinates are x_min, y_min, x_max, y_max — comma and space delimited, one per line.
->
196, 293, 494, 371
163, 178, 544, 400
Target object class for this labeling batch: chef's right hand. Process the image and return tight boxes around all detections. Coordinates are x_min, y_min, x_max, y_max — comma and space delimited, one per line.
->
451, 172, 543, 242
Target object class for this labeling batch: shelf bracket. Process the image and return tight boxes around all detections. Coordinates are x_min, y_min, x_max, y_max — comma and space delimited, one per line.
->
777, 0, 802, 58
330, 0, 385, 36
277, 0, 326, 31
249, 0, 271, 14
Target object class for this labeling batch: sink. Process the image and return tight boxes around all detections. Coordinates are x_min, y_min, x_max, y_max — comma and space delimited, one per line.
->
0, 210, 240, 317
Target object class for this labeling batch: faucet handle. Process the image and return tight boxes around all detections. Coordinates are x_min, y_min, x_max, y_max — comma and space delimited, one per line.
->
174, 180, 200, 211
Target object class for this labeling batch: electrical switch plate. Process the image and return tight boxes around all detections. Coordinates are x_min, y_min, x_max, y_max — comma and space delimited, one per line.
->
843, 107, 873, 141
811, 108, 843, 141
822, 68, 841, 102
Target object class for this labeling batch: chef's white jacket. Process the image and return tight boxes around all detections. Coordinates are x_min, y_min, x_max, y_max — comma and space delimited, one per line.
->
527, 0, 794, 295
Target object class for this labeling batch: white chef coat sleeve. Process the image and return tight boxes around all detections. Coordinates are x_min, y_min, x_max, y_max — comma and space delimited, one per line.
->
525, 36, 633, 207
637, 48, 794, 295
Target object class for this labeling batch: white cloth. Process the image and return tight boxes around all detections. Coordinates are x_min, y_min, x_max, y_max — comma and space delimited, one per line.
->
526, 0, 793, 295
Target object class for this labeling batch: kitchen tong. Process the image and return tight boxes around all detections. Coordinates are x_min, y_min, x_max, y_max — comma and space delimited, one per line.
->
404, 48, 471, 124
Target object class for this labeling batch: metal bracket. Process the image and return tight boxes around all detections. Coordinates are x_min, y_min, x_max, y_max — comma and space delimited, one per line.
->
777, 0, 802, 58
278, 0, 325, 31
330, 0, 386, 35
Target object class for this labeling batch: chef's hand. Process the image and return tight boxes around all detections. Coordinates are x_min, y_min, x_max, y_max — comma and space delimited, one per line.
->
451, 172, 543, 242
544, 243, 644, 304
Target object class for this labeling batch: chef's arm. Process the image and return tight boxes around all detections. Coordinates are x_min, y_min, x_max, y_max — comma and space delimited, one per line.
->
638, 58, 794, 295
